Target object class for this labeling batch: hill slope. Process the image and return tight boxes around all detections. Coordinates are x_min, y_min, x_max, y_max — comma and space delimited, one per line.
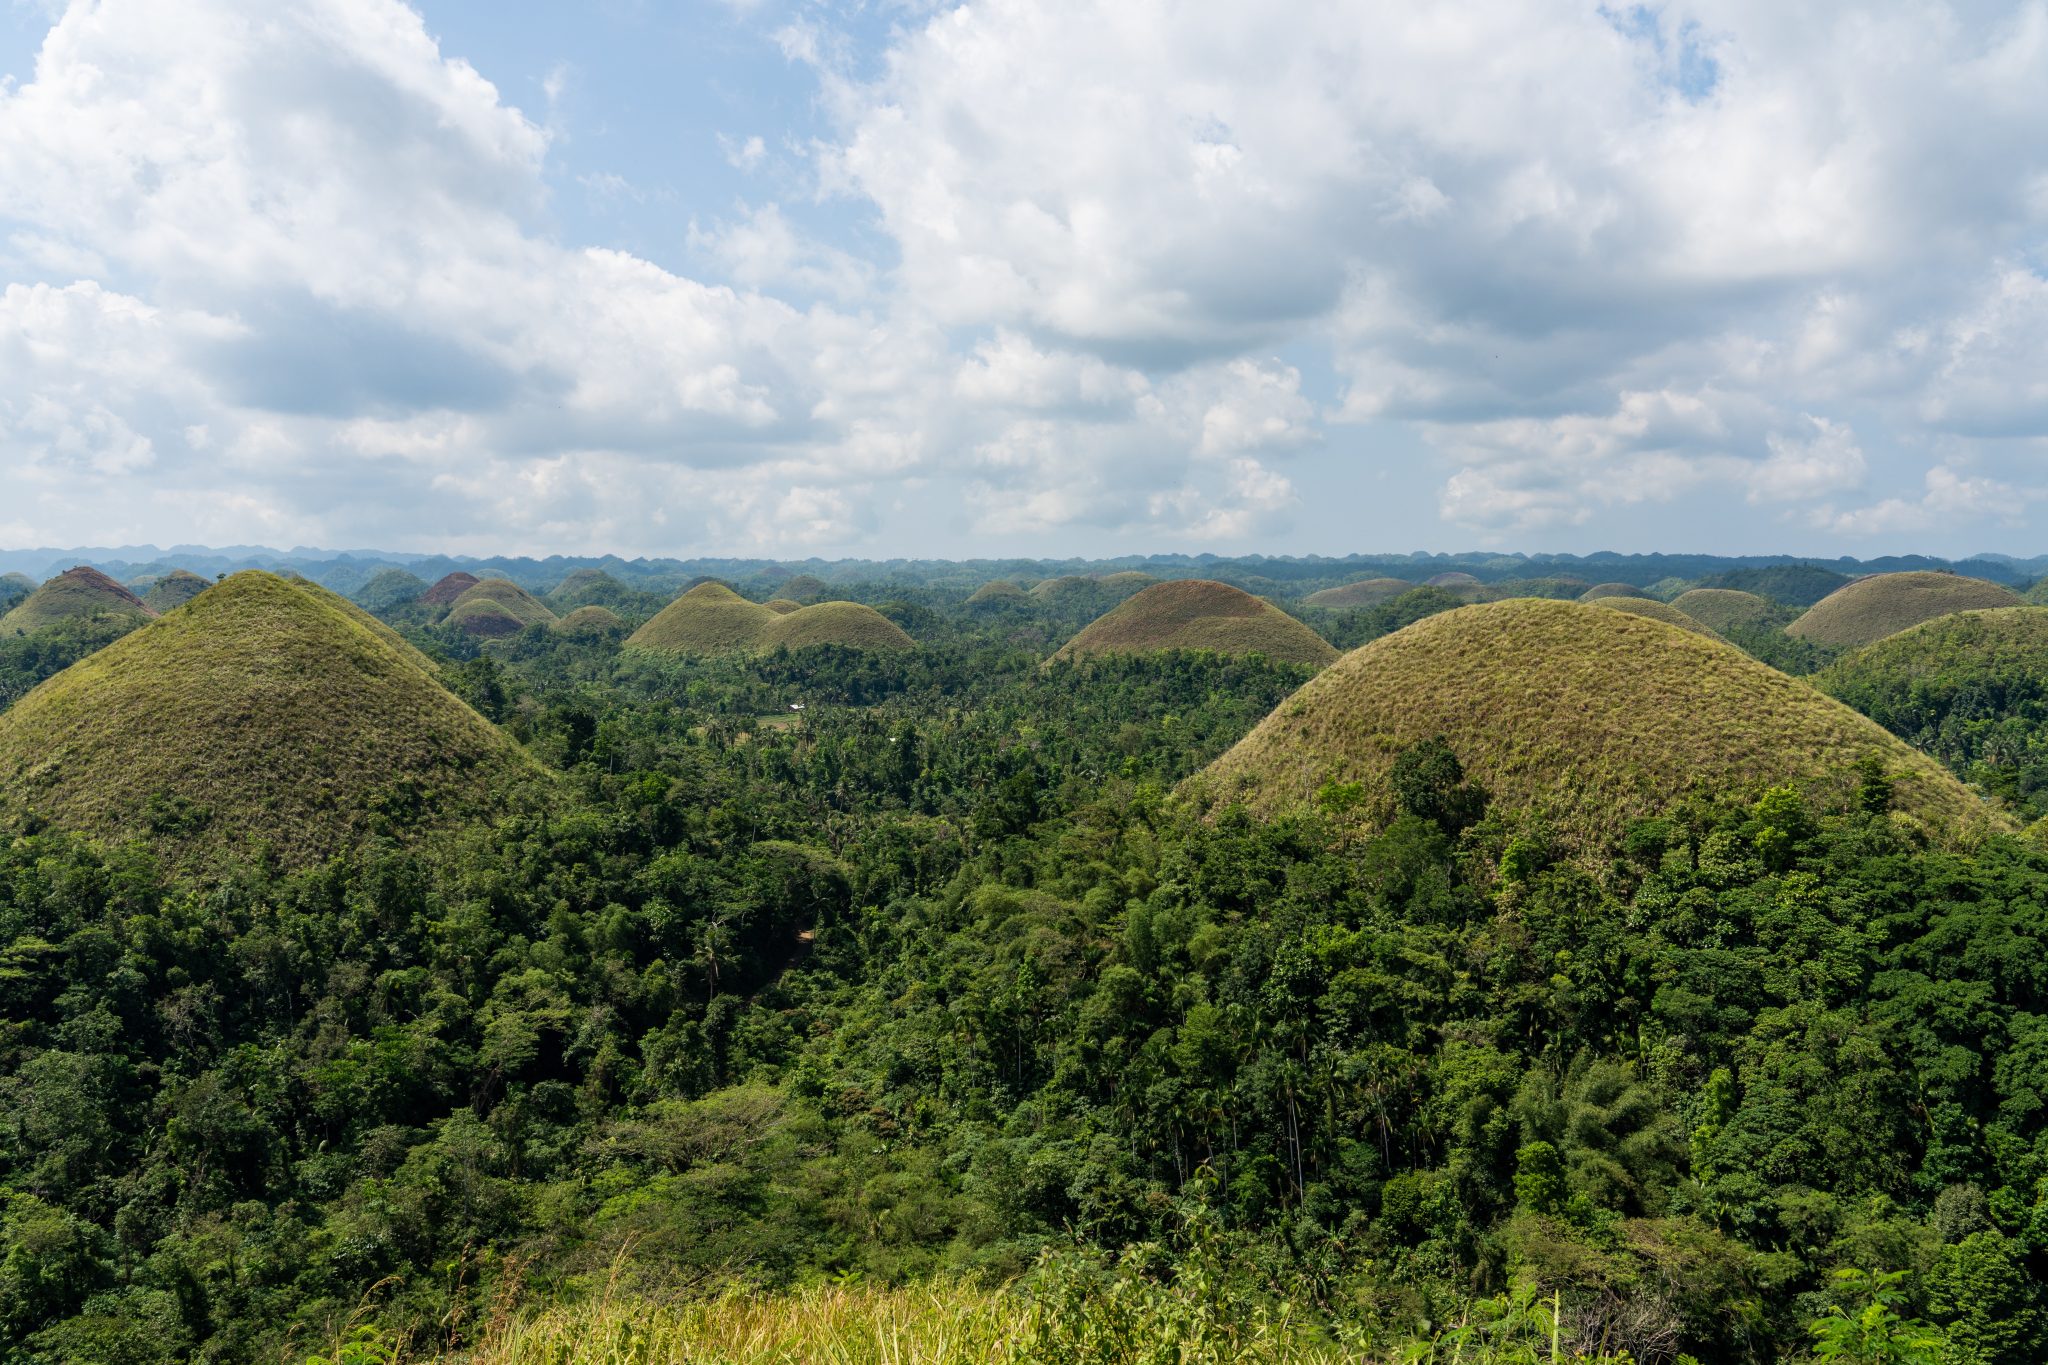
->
967, 580, 1028, 605
0, 566, 156, 635
1578, 582, 1646, 601
141, 569, 212, 613
761, 602, 916, 653
450, 579, 557, 628
1670, 588, 1782, 634
1591, 596, 1721, 637
0, 572, 538, 867
421, 571, 482, 606
1788, 572, 2023, 648
1053, 581, 1337, 666
1198, 598, 2001, 846
355, 567, 428, 610
1303, 578, 1413, 609
625, 582, 778, 653
554, 605, 625, 636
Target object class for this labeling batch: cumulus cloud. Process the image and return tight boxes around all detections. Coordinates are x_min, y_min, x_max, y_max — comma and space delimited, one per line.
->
0, 0, 2045, 553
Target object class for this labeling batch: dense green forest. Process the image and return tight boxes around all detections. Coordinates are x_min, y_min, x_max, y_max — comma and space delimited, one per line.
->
4, 567, 2048, 1363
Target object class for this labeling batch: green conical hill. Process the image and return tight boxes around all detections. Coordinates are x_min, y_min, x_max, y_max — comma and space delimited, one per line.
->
0, 572, 35, 612
1590, 596, 1721, 638
626, 582, 779, 653
1029, 575, 1090, 600
420, 571, 482, 606
1197, 598, 2002, 848
1424, 571, 1481, 588
1670, 588, 1781, 634
548, 568, 627, 608
1579, 582, 1646, 600
0, 566, 155, 635
967, 580, 1028, 605
450, 579, 556, 629
760, 603, 915, 653
1303, 578, 1413, 609
141, 569, 212, 613
781, 574, 831, 601
554, 605, 624, 637
1787, 572, 2023, 648
355, 568, 428, 610
0, 572, 539, 868
282, 577, 442, 676
1053, 581, 1337, 666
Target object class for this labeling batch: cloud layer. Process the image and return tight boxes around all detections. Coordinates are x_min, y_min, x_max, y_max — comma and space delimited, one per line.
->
1, 0, 2045, 554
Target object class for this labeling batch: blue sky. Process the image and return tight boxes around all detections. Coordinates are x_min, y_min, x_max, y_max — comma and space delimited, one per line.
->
1, 1, 2045, 559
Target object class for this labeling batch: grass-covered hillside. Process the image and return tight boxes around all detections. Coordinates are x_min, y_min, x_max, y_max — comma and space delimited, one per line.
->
1052, 579, 1337, 666
1589, 594, 1721, 637
0, 565, 155, 635
553, 603, 624, 636
420, 569, 482, 605
627, 581, 915, 655
139, 568, 211, 612
1670, 587, 1782, 633
1577, 581, 1642, 600
1199, 598, 2000, 846
0, 570, 32, 610
1816, 606, 2048, 819
966, 579, 1028, 604
0, 571, 539, 867
1301, 576, 1413, 608
450, 579, 558, 629
1694, 563, 1852, 606
759, 601, 915, 652
354, 566, 429, 610
1788, 571, 2023, 647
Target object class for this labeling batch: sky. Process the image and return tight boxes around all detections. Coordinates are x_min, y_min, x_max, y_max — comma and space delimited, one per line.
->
1, 1, 2046, 560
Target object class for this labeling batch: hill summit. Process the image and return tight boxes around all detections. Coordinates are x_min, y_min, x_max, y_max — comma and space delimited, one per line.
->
0, 572, 539, 867
1787, 571, 2023, 648
626, 582, 914, 655
1198, 598, 2000, 847
1052, 580, 1337, 666
0, 565, 156, 635
1303, 578, 1412, 608
141, 569, 213, 613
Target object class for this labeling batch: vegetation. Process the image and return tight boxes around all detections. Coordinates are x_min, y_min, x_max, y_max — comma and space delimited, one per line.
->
1302, 578, 1413, 609
1789, 573, 2026, 648
1670, 588, 1783, 634
422, 570, 483, 606
781, 573, 831, 600
967, 580, 1029, 604
553, 605, 625, 637
0, 571, 541, 867
763, 597, 801, 614
0, 572, 32, 611
445, 598, 532, 637
1816, 607, 2048, 819
1424, 571, 1481, 587
759, 601, 916, 653
627, 583, 914, 656
0, 565, 155, 636
1198, 597, 2001, 846
452, 580, 558, 628
1589, 595, 1721, 637
356, 568, 430, 610
1053, 580, 1338, 666
1694, 564, 1852, 607
1577, 582, 1643, 600
139, 568, 211, 612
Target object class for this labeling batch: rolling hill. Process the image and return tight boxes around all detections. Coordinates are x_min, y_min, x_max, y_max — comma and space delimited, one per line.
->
449, 579, 557, 630
781, 574, 831, 601
355, 567, 429, 610
1196, 598, 2002, 847
0, 566, 156, 635
0, 572, 32, 611
554, 605, 625, 637
626, 582, 779, 652
1424, 571, 1481, 588
1590, 596, 1720, 637
1787, 572, 2023, 648
141, 569, 213, 613
1052, 580, 1337, 666
1695, 564, 1852, 607
1302, 578, 1414, 609
444, 599, 528, 638
967, 580, 1028, 605
1670, 588, 1782, 634
420, 571, 482, 606
1579, 582, 1646, 600
548, 568, 628, 609
764, 598, 803, 614
760, 603, 916, 653
0, 572, 539, 867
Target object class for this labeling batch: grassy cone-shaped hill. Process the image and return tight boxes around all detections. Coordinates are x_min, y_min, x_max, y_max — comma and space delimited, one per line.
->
967, 580, 1028, 605
627, 582, 779, 653
549, 568, 628, 609
761, 603, 915, 653
1787, 572, 2023, 648
554, 605, 625, 637
450, 579, 557, 629
445, 599, 528, 638
1052, 581, 1337, 667
1303, 578, 1413, 609
1029, 575, 1091, 601
142, 569, 212, 613
1815, 607, 2048, 738
764, 599, 803, 615
1579, 582, 1645, 601
1095, 571, 1157, 592
0, 572, 539, 868
1590, 596, 1721, 638
1197, 599, 2002, 848
0, 566, 156, 635
355, 568, 428, 610
1670, 588, 1781, 634
781, 574, 831, 601
421, 571, 482, 606
1424, 571, 1481, 588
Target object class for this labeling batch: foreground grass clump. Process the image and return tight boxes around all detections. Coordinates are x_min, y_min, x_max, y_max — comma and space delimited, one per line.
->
0, 571, 541, 867
1301, 577, 1412, 609
0, 564, 156, 635
1053, 580, 1337, 666
1198, 597, 2003, 846
1787, 570, 2022, 648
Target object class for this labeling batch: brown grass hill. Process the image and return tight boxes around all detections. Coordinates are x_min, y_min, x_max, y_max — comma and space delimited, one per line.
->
625, 582, 779, 654
781, 574, 831, 601
764, 599, 803, 615
1579, 582, 1647, 601
444, 599, 528, 638
141, 569, 213, 613
1029, 575, 1092, 601
967, 580, 1029, 606
420, 571, 482, 607
1095, 571, 1158, 593
1195, 598, 2003, 850
1303, 578, 1414, 609
450, 579, 557, 629
1590, 596, 1722, 639
760, 603, 916, 653
354, 567, 429, 611
1424, 571, 1481, 588
1787, 572, 2024, 649
1052, 581, 1338, 667
0, 566, 156, 636
0, 572, 540, 869
1671, 588, 1783, 634
554, 605, 625, 637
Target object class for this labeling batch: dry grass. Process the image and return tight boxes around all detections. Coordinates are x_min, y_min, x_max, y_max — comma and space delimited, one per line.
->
1669, 588, 1781, 633
627, 585, 914, 655
1576, 582, 1644, 601
1423, 571, 1480, 587
1195, 598, 2004, 848
1589, 596, 1721, 638
760, 603, 915, 653
452, 580, 558, 627
965, 580, 1027, 604
1028, 575, 1092, 600
422, 571, 483, 606
446, 599, 530, 638
1052, 581, 1337, 667
1302, 578, 1413, 609
0, 571, 541, 868
0, 565, 155, 635
556, 605, 626, 636
1787, 571, 2022, 648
